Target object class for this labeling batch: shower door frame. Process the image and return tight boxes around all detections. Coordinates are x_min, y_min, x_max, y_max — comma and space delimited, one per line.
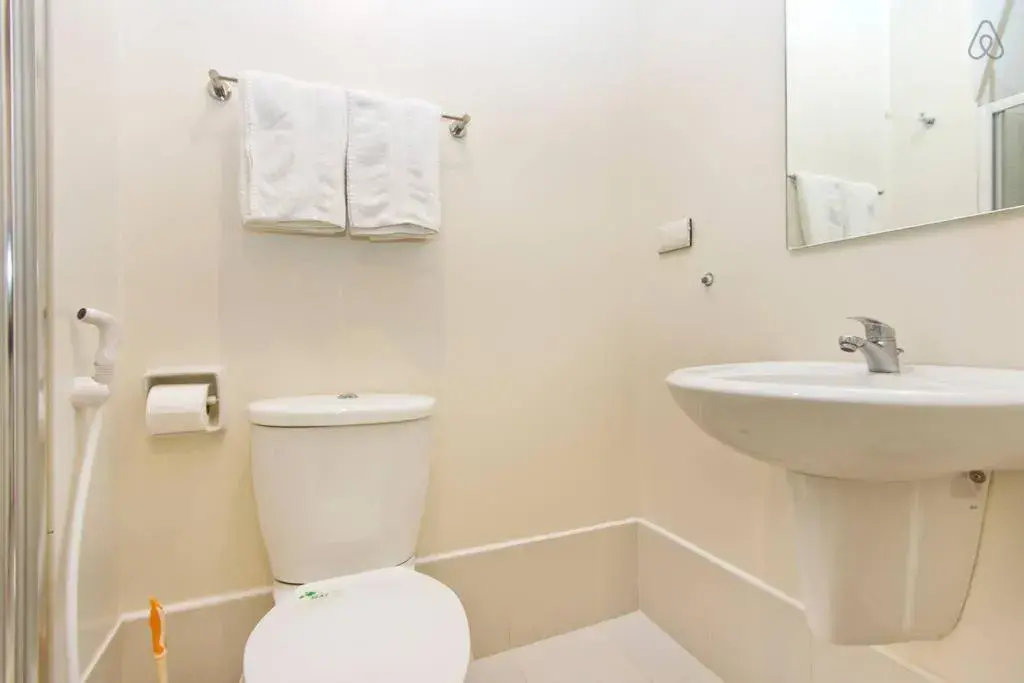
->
1, 0, 50, 682
977, 90, 1024, 212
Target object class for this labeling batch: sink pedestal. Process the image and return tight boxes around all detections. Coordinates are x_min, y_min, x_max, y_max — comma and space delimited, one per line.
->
789, 471, 990, 644
668, 361, 1024, 644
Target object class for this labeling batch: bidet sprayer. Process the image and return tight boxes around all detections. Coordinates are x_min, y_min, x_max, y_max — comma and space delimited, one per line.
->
76, 307, 118, 385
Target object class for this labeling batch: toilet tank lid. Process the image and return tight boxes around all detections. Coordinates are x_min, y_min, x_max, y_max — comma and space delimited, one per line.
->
249, 394, 435, 427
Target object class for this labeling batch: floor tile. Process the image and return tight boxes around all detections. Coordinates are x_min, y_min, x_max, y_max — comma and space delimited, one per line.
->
529, 628, 645, 682
597, 612, 713, 682
468, 611, 722, 683
465, 649, 528, 683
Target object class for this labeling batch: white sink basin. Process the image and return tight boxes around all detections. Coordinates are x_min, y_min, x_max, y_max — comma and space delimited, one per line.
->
666, 362, 1024, 480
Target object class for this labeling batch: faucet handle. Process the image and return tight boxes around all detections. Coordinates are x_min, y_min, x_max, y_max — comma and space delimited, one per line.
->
848, 317, 896, 341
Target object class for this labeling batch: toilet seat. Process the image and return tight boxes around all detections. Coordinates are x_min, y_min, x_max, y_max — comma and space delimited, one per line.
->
243, 568, 470, 683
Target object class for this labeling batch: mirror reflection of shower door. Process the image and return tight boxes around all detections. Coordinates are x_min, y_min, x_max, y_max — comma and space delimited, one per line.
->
995, 102, 1024, 209
979, 91, 1024, 212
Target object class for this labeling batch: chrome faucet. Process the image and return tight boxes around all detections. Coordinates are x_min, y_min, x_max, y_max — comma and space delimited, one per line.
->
838, 317, 903, 373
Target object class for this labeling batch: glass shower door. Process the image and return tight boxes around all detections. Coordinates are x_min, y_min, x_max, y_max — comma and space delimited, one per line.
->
994, 101, 1024, 209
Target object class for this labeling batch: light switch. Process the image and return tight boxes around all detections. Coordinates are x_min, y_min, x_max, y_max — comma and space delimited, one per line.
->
656, 218, 693, 254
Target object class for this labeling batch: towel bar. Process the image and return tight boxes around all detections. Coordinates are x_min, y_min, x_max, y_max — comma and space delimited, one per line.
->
207, 69, 471, 138
787, 173, 884, 196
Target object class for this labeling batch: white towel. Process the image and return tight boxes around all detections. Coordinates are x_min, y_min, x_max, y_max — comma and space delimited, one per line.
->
793, 172, 850, 245
240, 71, 348, 235
346, 90, 442, 240
843, 180, 882, 238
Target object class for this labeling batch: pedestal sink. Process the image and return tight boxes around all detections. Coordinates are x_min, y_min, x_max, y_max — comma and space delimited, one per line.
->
667, 361, 1024, 480
666, 361, 1024, 645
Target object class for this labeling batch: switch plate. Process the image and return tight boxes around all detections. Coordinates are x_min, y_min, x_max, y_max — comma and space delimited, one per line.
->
656, 218, 693, 254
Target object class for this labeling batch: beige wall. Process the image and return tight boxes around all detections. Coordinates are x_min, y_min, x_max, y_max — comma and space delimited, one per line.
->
50, 0, 124, 677
632, 0, 1024, 681
55, 0, 1024, 680
79, 0, 638, 610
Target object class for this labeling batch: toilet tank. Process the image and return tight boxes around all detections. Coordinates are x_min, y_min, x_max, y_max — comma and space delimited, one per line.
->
248, 394, 435, 585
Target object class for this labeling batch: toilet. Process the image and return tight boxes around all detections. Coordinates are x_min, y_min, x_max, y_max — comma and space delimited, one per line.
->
242, 394, 470, 683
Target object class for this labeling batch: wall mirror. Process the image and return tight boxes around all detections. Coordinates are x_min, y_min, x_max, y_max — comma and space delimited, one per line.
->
786, 0, 1024, 248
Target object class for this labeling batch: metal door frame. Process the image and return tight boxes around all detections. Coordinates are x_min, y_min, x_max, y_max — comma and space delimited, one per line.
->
1, 0, 49, 681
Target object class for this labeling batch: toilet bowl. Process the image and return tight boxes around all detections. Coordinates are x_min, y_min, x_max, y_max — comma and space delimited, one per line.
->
243, 394, 469, 682
243, 567, 470, 683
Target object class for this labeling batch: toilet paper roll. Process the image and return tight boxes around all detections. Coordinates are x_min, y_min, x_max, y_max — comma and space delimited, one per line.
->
146, 384, 212, 435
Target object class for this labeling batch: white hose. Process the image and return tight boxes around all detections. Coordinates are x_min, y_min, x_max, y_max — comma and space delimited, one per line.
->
65, 405, 105, 683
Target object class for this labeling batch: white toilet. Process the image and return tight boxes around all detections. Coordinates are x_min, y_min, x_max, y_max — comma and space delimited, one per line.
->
242, 394, 470, 683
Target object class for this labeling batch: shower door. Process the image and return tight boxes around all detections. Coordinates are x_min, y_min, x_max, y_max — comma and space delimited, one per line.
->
0, 0, 49, 681
994, 100, 1024, 209
978, 92, 1024, 212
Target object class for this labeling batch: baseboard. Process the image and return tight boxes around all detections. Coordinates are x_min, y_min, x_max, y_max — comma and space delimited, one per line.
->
416, 518, 636, 565
636, 518, 803, 609
80, 619, 122, 683
83, 516, 951, 683
118, 585, 273, 622
419, 519, 638, 657
637, 519, 950, 683
83, 519, 638, 682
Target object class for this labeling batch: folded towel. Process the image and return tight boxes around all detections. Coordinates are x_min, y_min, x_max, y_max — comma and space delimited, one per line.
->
346, 90, 442, 240
793, 172, 851, 245
843, 180, 882, 238
240, 71, 348, 235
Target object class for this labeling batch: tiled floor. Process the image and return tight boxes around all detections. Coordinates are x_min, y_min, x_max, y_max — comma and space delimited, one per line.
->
466, 612, 723, 683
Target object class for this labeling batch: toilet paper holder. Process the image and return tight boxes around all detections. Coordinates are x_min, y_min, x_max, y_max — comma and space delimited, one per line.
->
144, 365, 223, 433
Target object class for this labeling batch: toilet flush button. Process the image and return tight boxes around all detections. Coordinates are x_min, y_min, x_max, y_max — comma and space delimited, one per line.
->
297, 590, 328, 601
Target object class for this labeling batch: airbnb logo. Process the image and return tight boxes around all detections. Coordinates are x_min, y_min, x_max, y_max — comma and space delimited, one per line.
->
969, 19, 1005, 60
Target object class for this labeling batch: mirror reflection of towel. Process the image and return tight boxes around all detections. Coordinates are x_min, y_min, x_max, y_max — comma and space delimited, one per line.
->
844, 181, 882, 238
793, 172, 881, 244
